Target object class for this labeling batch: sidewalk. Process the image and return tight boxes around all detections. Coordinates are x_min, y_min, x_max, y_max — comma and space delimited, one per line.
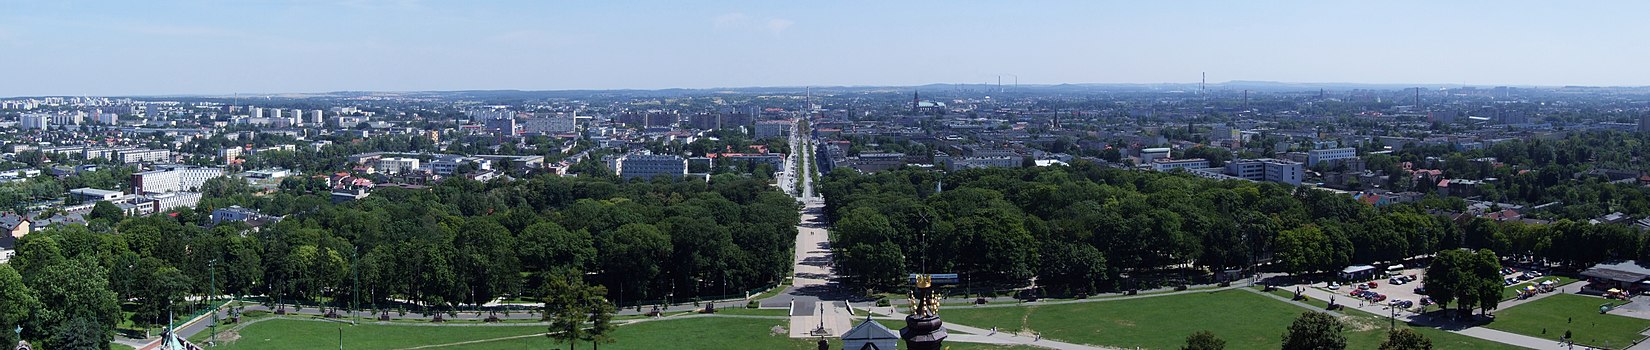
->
1286, 286, 1562, 349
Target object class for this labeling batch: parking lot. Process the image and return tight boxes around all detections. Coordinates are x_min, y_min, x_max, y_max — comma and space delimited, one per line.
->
1319, 268, 1430, 312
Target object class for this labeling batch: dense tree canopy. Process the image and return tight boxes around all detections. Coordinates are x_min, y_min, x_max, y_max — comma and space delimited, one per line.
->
0, 171, 799, 346
822, 161, 1473, 293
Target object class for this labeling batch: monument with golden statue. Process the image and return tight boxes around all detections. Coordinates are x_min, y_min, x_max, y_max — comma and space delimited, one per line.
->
900, 274, 947, 350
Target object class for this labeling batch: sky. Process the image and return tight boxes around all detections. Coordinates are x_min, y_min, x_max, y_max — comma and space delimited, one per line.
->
1, 0, 1647, 96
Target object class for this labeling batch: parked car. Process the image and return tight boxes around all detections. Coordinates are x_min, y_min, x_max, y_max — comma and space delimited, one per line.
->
1373, 294, 1388, 302
1413, 287, 1426, 294
1368, 282, 1379, 288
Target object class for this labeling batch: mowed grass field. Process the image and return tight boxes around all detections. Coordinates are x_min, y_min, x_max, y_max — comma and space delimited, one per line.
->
941, 289, 1522, 350
1485, 293, 1650, 348
199, 316, 1037, 350
198, 318, 553, 349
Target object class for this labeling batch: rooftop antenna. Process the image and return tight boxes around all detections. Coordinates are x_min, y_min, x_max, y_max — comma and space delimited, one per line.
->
998, 75, 1003, 93
1201, 72, 1206, 95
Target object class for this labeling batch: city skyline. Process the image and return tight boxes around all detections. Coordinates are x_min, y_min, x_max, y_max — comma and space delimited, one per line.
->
2, 0, 1648, 96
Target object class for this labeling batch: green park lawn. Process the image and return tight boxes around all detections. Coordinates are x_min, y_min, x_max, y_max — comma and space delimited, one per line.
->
194, 318, 551, 349
942, 289, 1520, 350
709, 307, 790, 317
195, 316, 1034, 350
1500, 276, 1579, 301
471, 316, 1028, 350
1485, 293, 1650, 348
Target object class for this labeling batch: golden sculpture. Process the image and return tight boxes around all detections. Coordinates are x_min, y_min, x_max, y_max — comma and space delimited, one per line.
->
908, 274, 941, 317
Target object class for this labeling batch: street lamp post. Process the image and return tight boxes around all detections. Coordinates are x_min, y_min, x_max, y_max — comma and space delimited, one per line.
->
1389, 303, 1397, 332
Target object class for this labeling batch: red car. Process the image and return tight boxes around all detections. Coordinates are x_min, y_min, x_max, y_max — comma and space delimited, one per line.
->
1373, 294, 1388, 302
1368, 282, 1379, 288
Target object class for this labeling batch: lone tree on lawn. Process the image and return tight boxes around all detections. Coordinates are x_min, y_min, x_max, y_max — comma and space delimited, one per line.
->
1378, 328, 1433, 350
1281, 311, 1346, 350
1182, 330, 1226, 350
543, 273, 614, 350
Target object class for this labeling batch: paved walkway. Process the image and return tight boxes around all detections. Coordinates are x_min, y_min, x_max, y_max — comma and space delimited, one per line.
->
774, 199, 843, 338
1286, 285, 1564, 349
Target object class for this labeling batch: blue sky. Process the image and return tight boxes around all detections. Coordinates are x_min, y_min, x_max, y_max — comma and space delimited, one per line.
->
0, 0, 1646, 96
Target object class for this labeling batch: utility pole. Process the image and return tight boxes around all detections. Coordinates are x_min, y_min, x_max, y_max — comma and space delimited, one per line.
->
209, 259, 218, 345
352, 248, 360, 325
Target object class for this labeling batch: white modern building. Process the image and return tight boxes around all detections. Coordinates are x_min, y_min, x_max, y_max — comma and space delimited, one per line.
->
114, 149, 170, 164
376, 157, 421, 174
613, 154, 687, 180
132, 166, 224, 194
140, 192, 202, 213
1307, 147, 1357, 167
1151, 158, 1211, 172
70, 188, 125, 202
430, 156, 493, 176
1139, 147, 1171, 164
1225, 158, 1304, 186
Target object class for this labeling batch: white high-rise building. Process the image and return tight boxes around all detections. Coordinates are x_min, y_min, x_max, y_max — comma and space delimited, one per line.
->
50, 113, 83, 126
19, 114, 49, 130
96, 110, 119, 125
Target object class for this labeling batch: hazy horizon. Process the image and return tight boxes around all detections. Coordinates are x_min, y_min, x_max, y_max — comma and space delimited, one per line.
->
2, 0, 1647, 97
